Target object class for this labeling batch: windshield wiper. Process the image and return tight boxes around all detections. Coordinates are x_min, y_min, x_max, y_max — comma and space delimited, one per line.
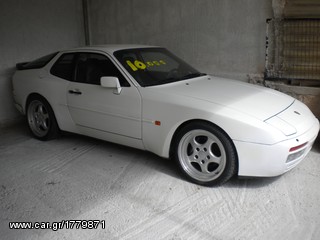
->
180, 72, 206, 80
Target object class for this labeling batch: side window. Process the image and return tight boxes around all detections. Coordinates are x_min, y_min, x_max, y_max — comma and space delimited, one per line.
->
75, 53, 130, 87
50, 53, 76, 81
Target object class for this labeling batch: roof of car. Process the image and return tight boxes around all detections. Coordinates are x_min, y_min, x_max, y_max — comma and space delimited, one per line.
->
65, 44, 159, 54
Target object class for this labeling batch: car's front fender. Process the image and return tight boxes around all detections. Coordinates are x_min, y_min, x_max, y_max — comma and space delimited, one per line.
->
140, 88, 286, 158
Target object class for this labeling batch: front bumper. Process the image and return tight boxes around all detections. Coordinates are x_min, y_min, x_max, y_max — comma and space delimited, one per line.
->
235, 119, 319, 177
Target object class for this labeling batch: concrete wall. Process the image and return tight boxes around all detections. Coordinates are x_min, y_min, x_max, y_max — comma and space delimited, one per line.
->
88, 0, 272, 80
0, 0, 85, 125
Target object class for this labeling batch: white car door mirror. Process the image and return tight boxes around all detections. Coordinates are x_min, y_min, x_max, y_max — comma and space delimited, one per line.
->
100, 76, 122, 95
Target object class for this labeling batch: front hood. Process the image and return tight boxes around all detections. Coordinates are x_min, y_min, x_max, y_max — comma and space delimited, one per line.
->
265, 99, 318, 136
151, 76, 294, 121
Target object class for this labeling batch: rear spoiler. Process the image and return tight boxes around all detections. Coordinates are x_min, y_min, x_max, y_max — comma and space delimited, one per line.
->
15, 51, 59, 70
16, 62, 30, 70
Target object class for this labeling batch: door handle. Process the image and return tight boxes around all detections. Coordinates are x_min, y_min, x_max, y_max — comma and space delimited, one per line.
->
68, 90, 82, 95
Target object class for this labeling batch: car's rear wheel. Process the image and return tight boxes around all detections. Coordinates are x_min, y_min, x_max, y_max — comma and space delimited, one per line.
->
173, 122, 237, 186
27, 97, 60, 140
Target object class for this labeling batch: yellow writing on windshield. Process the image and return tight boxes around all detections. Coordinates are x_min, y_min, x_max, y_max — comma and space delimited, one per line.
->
126, 60, 166, 71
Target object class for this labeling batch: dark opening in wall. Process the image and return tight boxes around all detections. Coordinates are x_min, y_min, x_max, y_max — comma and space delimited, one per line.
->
265, 18, 320, 87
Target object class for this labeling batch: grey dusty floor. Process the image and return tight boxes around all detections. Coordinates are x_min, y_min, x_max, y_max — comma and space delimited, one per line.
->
1, 122, 320, 240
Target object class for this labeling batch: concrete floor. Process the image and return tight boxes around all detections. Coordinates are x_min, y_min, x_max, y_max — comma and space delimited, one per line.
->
1, 122, 320, 240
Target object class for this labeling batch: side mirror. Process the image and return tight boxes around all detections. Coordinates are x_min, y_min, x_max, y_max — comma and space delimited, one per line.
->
100, 76, 122, 95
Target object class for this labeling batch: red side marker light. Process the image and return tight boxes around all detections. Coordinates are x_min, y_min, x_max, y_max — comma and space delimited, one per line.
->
155, 120, 161, 126
289, 142, 308, 152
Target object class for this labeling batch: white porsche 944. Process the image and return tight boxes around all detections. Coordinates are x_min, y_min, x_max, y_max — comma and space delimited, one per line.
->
12, 45, 319, 186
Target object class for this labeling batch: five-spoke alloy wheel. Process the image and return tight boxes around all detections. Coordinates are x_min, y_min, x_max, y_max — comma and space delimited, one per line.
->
27, 97, 59, 140
173, 122, 237, 186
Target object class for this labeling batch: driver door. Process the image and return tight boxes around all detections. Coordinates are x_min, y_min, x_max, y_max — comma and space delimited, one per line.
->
67, 52, 142, 139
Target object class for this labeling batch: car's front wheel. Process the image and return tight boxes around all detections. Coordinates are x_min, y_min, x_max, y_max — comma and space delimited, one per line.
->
26, 96, 60, 140
173, 122, 237, 186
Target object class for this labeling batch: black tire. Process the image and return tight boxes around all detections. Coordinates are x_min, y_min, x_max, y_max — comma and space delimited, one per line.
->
26, 96, 60, 140
172, 121, 237, 186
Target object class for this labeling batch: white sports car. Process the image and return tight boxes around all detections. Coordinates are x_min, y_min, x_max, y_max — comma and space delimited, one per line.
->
12, 45, 319, 186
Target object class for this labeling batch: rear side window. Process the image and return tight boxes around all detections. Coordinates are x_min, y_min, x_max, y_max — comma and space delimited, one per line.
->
50, 53, 76, 81
18, 52, 58, 70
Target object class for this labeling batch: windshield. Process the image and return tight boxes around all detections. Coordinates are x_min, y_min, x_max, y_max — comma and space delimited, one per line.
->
114, 48, 205, 87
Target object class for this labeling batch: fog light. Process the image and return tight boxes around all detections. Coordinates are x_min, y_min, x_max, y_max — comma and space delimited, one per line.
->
286, 149, 306, 163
